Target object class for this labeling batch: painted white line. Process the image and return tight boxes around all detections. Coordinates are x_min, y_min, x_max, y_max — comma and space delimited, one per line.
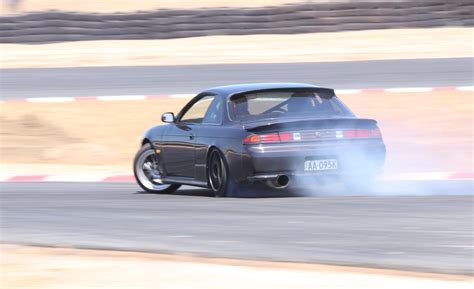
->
0, 174, 15, 182
335, 89, 362, 95
44, 175, 109, 182
26, 97, 76, 103
169, 94, 194, 99
456, 86, 474, 91
96, 95, 147, 101
435, 245, 474, 249
385, 251, 405, 255
384, 87, 433, 93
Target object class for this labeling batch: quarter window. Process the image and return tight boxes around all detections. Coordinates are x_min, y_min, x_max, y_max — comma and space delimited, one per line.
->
203, 96, 223, 124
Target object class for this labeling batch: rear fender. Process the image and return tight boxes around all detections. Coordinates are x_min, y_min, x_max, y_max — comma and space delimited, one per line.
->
196, 140, 245, 184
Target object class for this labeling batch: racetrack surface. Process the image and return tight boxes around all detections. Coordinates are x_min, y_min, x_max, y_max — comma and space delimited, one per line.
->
1, 181, 472, 275
1, 58, 473, 99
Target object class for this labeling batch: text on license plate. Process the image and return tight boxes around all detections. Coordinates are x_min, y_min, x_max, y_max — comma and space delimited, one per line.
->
304, 159, 338, 171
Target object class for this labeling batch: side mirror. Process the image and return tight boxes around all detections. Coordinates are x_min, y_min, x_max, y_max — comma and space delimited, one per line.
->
161, 112, 175, 123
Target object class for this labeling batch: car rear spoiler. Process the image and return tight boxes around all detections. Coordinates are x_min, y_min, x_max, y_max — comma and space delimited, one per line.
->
243, 117, 378, 132
229, 87, 336, 101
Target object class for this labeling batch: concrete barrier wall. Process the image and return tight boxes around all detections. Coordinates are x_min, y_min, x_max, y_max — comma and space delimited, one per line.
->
1, 0, 472, 43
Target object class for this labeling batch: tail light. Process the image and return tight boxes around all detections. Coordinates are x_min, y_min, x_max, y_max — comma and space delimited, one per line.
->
343, 128, 382, 139
244, 128, 382, 144
372, 127, 382, 138
244, 132, 291, 144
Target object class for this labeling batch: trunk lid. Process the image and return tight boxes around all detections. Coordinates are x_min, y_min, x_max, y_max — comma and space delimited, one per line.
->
243, 117, 378, 132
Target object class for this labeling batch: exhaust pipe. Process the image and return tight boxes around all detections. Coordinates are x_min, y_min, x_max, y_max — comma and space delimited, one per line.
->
267, 175, 290, 189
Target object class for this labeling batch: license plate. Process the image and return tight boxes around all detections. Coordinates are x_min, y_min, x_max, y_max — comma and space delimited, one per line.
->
304, 159, 338, 171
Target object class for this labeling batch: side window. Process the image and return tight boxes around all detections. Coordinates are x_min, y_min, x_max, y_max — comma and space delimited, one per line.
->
203, 96, 223, 124
180, 95, 215, 124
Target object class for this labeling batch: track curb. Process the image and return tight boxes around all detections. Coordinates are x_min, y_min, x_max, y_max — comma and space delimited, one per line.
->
1, 86, 473, 103
1, 172, 472, 183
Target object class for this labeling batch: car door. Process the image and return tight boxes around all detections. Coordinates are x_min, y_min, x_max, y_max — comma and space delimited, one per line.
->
161, 94, 216, 178
193, 95, 224, 182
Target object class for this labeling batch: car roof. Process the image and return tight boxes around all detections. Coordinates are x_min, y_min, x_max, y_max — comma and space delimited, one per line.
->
203, 82, 326, 96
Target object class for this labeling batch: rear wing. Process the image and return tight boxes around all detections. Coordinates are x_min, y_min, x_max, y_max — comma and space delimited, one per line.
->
229, 87, 336, 101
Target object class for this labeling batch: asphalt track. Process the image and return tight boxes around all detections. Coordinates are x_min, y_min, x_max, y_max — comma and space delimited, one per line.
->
1, 57, 473, 275
1, 181, 472, 275
1, 57, 473, 99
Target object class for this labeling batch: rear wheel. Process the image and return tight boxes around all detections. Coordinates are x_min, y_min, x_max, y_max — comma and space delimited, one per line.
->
208, 149, 236, 197
134, 143, 180, 194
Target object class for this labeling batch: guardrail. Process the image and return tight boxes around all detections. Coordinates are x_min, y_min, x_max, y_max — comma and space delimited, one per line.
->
1, 0, 472, 43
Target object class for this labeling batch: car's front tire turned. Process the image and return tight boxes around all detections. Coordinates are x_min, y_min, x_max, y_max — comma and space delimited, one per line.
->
134, 143, 180, 194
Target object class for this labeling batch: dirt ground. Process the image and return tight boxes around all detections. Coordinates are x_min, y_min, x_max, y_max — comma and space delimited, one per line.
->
1, 27, 471, 69
0, 91, 472, 174
1, 0, 318, 14
1, 245, 471, 289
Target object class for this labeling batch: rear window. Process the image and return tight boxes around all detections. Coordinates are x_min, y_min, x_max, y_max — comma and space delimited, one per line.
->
229, 88, 353, 121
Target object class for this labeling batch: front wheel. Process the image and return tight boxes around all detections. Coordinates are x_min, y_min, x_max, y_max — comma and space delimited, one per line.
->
134, 143, 180, 194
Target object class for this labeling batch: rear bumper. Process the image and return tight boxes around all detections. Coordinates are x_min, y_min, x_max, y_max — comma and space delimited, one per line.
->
242, 140, 386, 182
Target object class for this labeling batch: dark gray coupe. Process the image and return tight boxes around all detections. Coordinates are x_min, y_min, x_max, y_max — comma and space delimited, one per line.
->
134, 83, 386, 197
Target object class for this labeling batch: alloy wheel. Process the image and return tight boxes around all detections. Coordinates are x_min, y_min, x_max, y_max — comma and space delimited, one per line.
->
135, 149, 172, 191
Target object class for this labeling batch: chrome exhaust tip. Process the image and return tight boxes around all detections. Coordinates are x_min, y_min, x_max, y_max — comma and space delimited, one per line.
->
267, 175, 290, 189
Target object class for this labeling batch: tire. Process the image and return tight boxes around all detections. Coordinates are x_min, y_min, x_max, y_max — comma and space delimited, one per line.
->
134, 143, 180, 194
207, 149, 236, 197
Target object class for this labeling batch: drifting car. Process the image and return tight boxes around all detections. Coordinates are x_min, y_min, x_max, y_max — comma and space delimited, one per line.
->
134, 83, 385, 197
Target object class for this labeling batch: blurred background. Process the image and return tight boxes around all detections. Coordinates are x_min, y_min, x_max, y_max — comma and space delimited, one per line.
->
0, 0, 473, 288
0, 0, 472, 175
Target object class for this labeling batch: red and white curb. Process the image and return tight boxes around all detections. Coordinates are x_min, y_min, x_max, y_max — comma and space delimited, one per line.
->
0, 172, 472, 183
0, 174, 135, 183
1, 86, 472, 103
336, 86, 473, 95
